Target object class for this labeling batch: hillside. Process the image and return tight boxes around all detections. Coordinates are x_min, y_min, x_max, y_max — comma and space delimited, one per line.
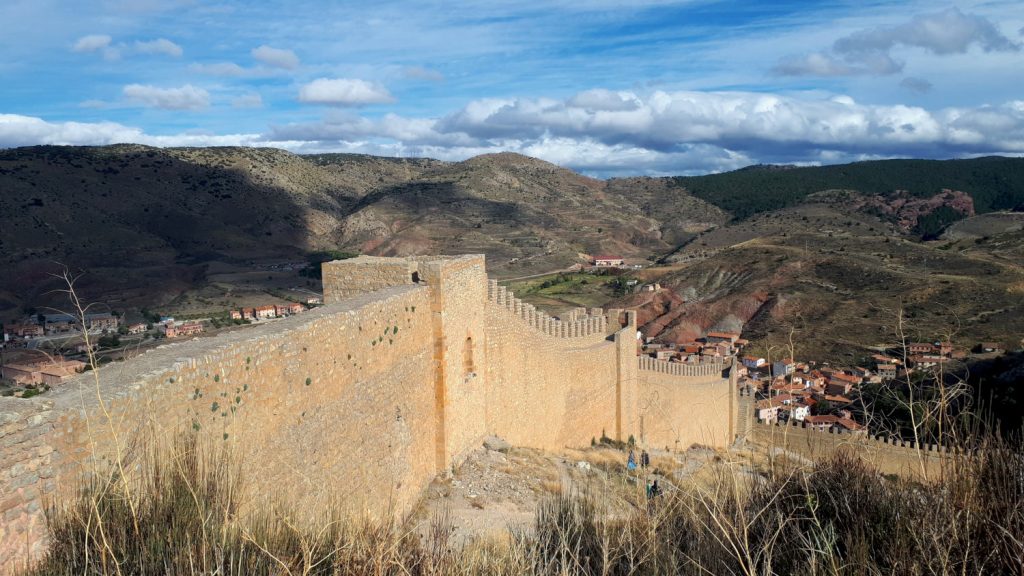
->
0, 146, 724, 319
670, 157, 1024, 219
614, 203, 1024, 362
2, 145, 1023, 358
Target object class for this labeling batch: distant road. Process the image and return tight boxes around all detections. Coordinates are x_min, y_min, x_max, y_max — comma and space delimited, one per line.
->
498, 267, 577, 283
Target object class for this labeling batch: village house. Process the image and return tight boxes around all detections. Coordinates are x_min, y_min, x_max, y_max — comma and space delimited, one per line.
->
822, 394, 853, 406
772, 358, 796, 377
86, 313, 118, 332
793, 372, 825, 387
909, 355, 942, 370
654, 350, 676, 361
755, 398, 782, 423
803, 415, 839, 431
44, 320, 75, 335
835, 417, 866, 433
876, 364, 898, 380
742, 356, 766, 369
127, 323, 147, 335
592, 255, 624, 267
240, 308, 256, 320
163, 321, 204, 339
770, 380, 807, 395
278, 302, 304, 316
780, 402, 811, 422
705, 331, 741, 344
229, 310, 242, 320
1, 358, 86, 386
6, 323, 44, 338
908, 342, 935, 354
306, 296, 322, 306
254, 305, 277, 320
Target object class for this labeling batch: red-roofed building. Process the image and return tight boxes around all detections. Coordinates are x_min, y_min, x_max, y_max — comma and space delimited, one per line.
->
706, 331, 740, 344
592, 256, 624, 267
804, 415, 839, 431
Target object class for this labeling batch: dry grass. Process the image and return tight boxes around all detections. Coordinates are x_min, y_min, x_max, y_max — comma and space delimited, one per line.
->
25, 434, 1024, 576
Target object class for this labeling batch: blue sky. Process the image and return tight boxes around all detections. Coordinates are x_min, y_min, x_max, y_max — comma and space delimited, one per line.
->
1, 0, 1022, 175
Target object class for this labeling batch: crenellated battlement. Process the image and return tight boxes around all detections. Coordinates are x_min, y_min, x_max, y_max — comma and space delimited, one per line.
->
486, 279, 610, 339
638, 356, 726, 378
754, 418, 958, 454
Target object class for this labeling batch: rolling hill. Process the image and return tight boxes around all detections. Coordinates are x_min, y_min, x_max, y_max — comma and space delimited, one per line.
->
1, 145, 1022, 360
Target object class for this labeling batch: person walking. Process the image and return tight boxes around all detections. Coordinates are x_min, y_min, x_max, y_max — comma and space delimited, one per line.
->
640, 449, 650, 469
627, 449, 637, 471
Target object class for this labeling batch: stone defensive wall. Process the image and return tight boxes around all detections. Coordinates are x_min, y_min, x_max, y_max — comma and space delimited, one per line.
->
749, 420, 950, 479
637, 357, 735, 452
0, 254, 734, 572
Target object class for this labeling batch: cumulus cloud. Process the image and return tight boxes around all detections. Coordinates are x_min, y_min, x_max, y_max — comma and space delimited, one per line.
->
776, 7, 1019, 77
834, 7, 1019, 56
5, 90, 1024, 176
900, 77, 933, 94
73, 34, 112, 52
265, 89, 1024, 173
122, 84, 210, 110
251, 45, 299, 69
297, 78, 395, 106
133, 38, 183, 57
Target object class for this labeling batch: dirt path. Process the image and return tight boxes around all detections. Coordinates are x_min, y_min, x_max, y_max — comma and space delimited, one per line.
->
408, 440, 730, 545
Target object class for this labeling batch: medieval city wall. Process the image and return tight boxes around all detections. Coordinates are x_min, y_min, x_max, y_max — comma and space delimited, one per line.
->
638, 358, 734, 451
1, 285, 440, 572
748, 421, 949, 479
1, 254, 737, 573
483, 296, 625, 450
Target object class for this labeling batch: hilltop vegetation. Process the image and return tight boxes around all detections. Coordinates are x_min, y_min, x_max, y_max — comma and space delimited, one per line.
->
672, 157, 1024, 219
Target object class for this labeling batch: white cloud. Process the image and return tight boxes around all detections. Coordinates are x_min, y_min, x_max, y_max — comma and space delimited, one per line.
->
133, 38, 183, 57
122, 84, 210, 110
231, 93, 263, 108
834, 7, 1019, 56
259, 88, 1024, 174
73, 34, 112, 52
251, 45, 299, 69
297, 78, 395, 106
776, 7, 1019, 77
5, 89, 1024, 177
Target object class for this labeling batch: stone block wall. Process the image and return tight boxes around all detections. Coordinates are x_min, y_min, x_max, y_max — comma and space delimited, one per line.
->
748, 421, 949, 479
1, 286, 438, 573
0, 398, 57, 572
638, 359, 735, 451
0, 254, 738, 573
323, 256, 418, 302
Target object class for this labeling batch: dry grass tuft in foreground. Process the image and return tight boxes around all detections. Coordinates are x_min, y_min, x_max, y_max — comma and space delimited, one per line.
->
26, 436, 1024, 575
